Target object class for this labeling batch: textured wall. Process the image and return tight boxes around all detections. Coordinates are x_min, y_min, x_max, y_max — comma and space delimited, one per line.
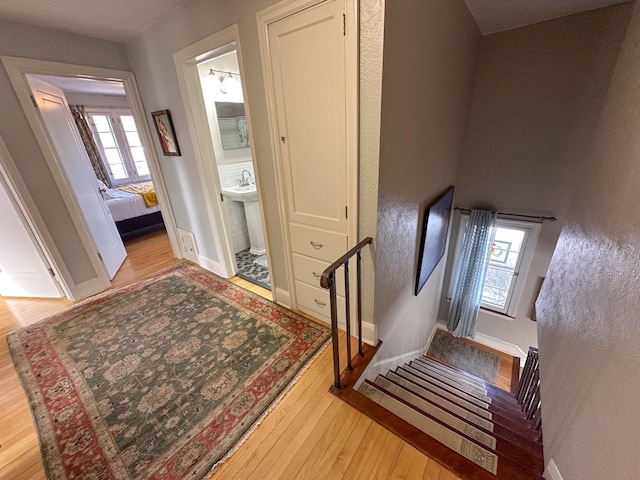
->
358, 0, 384, 328
0, 20, 130, 285
374, 0, 480, 362
439, 5, 632, 354
537, 2, 640, 478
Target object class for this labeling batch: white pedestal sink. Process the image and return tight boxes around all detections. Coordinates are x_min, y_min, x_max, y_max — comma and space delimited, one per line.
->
221, 185, 265, 255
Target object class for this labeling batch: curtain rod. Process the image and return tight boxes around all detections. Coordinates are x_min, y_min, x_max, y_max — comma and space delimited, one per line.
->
454, 207, 556, 222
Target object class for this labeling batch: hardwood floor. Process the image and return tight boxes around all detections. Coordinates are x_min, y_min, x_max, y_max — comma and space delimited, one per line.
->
0, 230, 461, 480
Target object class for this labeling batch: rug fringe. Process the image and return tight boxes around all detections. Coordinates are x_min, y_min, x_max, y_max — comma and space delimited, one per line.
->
205, 337, 332, 476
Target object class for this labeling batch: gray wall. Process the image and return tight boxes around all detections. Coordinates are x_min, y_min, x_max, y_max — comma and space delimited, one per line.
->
374, 0, 480, 362
0, 20, 130, 285
537, 1, 640, 477
438, 5, 632, 354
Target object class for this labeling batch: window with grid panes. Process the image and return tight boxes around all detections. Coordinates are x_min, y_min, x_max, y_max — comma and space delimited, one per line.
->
449, 216, 540, 317
87, 109, 150, 185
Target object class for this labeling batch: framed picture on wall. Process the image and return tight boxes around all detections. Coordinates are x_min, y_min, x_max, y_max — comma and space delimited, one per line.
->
415, 186, 455, 296
151, 110, 181, 156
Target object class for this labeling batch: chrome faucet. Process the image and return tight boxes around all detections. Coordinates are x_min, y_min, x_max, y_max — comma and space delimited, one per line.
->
240, 169, 252, 187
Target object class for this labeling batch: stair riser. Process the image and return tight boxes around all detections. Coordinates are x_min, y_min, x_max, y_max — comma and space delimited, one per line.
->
412, 359, 490, 395
400, 365, 533, 423
419, 356, 520, 404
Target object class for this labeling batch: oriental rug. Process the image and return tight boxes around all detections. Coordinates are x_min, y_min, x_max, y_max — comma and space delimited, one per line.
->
427, 331, 500, 383
8, 263, 330, 480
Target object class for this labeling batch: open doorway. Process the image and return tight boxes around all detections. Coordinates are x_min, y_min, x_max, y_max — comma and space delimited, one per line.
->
3, 56, 180, 300
174, 25, 272, 297
196, 51, 270, 291
26, 74, 173, 288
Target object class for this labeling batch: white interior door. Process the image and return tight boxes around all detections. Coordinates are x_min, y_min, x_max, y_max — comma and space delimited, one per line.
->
0, 174, 63, 298
268, 0, 348, 233
27, 76, 126, 280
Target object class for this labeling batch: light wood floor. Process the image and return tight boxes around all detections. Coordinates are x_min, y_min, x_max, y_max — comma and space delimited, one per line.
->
0, 230, 463, 480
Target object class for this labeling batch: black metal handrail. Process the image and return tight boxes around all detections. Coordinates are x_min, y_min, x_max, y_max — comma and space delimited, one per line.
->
320, 237, 373, 389
516, 347, 542, 432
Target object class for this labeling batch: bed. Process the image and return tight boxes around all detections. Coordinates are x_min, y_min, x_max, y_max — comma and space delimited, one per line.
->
100, 181, 165, 239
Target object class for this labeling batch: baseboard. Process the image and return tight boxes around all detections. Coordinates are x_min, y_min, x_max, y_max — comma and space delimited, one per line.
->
197, 254, 230, 277
364, 346, 428, 384
273, 287, 291, 309
76, 276, 109, 300
436, 320, 527, 361
545, 460, 564, 480
361, 321, 377, 347
358, 321, 439, 388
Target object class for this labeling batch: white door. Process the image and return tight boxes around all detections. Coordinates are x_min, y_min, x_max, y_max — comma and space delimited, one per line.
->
0, 173, 63, 298
27, 76, 126, 279
268, 0, 348, 233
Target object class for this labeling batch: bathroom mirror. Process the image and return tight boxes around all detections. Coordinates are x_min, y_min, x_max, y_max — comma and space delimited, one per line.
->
215, 101, 249, 150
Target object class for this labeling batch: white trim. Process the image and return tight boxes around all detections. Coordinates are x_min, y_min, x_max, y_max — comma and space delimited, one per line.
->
274, 287, 292, 308
74, 277, 110, 299
173, 24, 274, 285
449, 215, 541, 317
362, 346, 428, 386
436, 320, 527, 361
257, 0, 360, 310
0, 135, 67, 298
355, 322, 435, 390
545, 460, 564, 480
1, 56, 181, 298
361, 320, 377, 347
197, 253, 226, 276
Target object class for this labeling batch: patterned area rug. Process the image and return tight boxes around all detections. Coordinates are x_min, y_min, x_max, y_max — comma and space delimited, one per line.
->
235, 248, 271, 290
8, 264, 329, 480
427, 331, 500, 383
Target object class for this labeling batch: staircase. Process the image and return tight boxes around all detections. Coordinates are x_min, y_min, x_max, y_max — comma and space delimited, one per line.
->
357, 353, 543, 479
319, 240, 543, 479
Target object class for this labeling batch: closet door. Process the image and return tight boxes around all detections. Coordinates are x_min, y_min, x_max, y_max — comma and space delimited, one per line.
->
268, 0, 348, 233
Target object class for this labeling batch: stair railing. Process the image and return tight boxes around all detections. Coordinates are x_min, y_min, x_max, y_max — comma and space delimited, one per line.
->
320, 237, 373, 390
516, 346, 542, 433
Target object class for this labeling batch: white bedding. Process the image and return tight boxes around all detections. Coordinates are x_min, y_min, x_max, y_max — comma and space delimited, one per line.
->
104, 188, 160, 222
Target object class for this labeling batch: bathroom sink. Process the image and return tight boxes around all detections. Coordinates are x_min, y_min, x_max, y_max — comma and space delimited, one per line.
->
221, 185, 258, 202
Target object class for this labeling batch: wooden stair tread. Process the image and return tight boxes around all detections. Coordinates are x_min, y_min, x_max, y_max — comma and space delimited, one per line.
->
369, 378, 544, 471
406, 362, 525, 414
358, 381, 543, 479
328, 344, 543, 480
383, 373, 543, 451
419, 356, 520, 404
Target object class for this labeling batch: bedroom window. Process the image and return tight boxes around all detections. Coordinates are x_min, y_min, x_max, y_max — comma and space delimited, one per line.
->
449, 216, 540, 317
87, 109, 150, 185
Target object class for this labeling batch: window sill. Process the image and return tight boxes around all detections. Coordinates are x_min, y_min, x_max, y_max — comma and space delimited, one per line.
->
444, 297, 516, 321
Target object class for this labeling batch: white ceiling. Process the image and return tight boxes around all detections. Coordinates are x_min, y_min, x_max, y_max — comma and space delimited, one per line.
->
0, 0, 185, 43
464, 0, 632, 34
32, 75, 125, 96
0, 0, 632, 42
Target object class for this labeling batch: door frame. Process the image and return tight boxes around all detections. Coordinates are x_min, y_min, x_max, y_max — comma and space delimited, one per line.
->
173, 24, 272, 285
0, 133, 67, 298
257, 0, 359, 309
2, 56, 180, 299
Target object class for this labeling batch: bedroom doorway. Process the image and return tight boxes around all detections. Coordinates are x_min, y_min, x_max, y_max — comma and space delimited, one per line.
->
27, 74, 170, 285
3, 56, 180, 299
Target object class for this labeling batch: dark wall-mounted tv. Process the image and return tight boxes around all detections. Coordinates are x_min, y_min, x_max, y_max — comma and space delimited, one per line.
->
415, 186, 455, 296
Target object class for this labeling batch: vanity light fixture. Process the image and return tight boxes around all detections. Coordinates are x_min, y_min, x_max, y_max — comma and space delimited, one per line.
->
209, 69, 239, 94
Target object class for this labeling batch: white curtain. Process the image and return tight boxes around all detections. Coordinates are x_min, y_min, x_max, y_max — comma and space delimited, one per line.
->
447, 209, 497, 338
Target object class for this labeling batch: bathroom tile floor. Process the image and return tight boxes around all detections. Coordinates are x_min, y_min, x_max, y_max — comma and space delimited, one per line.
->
235, 248, 271, 290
